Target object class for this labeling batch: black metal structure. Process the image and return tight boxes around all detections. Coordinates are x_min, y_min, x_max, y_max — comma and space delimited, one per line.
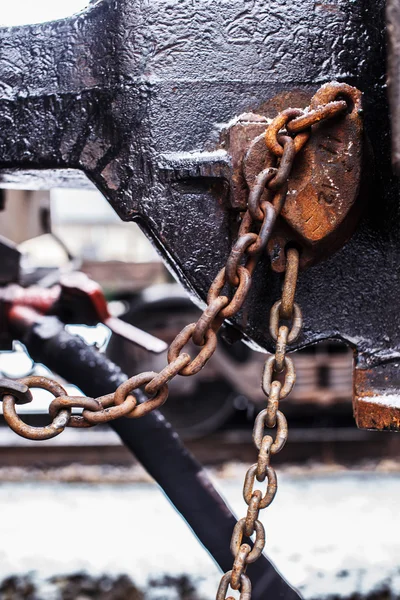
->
0, 0, 392, 368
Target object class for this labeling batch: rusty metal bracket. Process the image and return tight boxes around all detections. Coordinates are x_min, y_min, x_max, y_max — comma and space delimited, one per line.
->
219, 85, 364, 270
354, 361, 400, 431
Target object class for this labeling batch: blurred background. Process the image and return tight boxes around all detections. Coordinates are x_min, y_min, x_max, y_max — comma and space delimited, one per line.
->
0, 3, 400, 600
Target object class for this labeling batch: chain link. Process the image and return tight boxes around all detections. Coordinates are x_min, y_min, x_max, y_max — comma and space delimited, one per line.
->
0, 85, 353, 598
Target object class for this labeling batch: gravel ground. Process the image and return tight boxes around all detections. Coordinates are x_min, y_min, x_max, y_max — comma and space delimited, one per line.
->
0, 465, 399, 599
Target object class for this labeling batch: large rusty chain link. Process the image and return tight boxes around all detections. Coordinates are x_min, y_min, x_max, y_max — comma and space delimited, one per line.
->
0, 83, 354, 598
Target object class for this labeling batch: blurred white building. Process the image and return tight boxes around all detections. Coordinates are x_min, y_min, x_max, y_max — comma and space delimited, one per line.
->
0, 0, 90, 27
51, 188, 160, 265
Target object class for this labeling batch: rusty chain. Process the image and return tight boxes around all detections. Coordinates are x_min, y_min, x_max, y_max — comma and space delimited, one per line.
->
215, 83, 356, 600
216, 247, 301, 600
0, 83, 353, 597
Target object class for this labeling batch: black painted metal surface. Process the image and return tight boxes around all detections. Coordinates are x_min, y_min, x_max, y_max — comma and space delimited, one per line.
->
0, 0, 397, 373
387, 0, 400, 173
14, 313, 301, 600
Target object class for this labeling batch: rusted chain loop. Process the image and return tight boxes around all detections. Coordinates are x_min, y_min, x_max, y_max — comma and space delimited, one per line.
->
286, 100, 348, 134
247, 167, 276, 221
20, 375, 67, 398
253, 410, 288, 455
145, 354, 191, 395
231, 544, 251, 590
49, 395, 103, 420
67, 393, 115, 427
238, 208, 253, 237
256, 434, 273, 481
244, 490, 262, 537
266, 380, 281, 428
2, 376, 70, 441
271, 411, 288, 454
265, 108, 310, 157
3, 395, 71, 440
226, 233, 258, 286
275, 325, 289, 372
0, 378, 33, 405
216, 571, 252, 600
281, 247, 300, 320
113, 371, 169, 419
310, 82, 361, 115
246, 201, 278, 256
262, 354, 296, 399
271, 181, 289, 214
269, 300, 303, 344
82, 393, 138, 424
207, 266, 252, 320
268, 136, 296, 191
192, 297, 229, 346
231, 518, 266, 564
243, 463, 277, 509
167, 323, 217, 376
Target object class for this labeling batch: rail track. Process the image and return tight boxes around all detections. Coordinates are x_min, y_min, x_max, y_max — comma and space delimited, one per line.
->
0, 420, 397, 469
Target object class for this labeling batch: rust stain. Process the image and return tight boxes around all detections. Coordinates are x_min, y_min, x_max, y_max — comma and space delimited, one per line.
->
221, 84, 364, 271
353, 367, 400, 431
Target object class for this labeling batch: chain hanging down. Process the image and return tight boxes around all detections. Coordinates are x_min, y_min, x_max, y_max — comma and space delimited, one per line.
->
216, 248, 301, 600
215, 83, 357, 600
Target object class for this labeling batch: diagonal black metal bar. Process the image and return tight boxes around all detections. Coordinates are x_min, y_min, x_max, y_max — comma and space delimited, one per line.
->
12, 312, 301, 600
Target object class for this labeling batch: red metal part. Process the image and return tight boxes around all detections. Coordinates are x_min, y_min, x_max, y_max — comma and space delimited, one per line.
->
1, 273, 167, 354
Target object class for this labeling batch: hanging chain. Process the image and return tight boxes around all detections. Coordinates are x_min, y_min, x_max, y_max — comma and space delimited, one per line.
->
0, 82, 353, 481
215, 82, 358, 600
216, 248, 301, 600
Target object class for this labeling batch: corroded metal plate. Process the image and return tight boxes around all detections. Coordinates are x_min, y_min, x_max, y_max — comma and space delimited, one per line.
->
270, 85, 364, 271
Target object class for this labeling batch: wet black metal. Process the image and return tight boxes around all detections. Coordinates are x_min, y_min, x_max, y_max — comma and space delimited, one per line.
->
15, 314, 301, 600
0, 1, 398, 371
387, 0, 400, 173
